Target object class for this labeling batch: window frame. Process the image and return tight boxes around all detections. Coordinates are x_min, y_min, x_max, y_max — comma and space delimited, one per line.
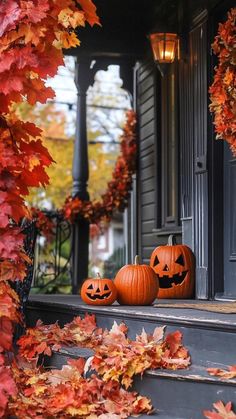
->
154, 60, 181, 234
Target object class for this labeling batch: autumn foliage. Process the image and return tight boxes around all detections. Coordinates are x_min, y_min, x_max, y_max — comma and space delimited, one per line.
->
63, 110, 137, 224
209, 8, 236, 155
0, 0, 99, 416
204, 401, 236, 418
9, 313, 190, 417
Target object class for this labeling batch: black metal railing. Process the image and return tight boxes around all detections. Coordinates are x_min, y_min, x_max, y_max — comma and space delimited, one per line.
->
32, 211, 72, 294
13, 219, 38, 312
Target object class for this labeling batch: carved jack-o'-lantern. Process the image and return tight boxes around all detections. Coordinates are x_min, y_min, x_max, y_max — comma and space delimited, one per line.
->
81, 274, 117, 305
150, 235, 195, 299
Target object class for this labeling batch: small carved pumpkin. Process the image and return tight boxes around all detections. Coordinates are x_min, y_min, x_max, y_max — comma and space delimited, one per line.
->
150, 235, 195, 299
81, 274, 117, 305
114, 255, 159, 305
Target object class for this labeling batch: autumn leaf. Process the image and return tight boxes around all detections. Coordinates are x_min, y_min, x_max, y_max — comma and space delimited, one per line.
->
0, 45, 39, 74
0, 1, 21, 37
20, 0, 50, 23
23, 78, 55, 105
0, 228, 24, 261
207, 365, 236, 380
56, 31, 81, 48
203, 401, 236, 418
0, 260, 27, 282
0, 191, 29, 226
77, 0, 101, 26
0, 282, 20, 323
58, 8, 85, 29
0, 317, 13, 351
0, 366, 17, 418
0, 71, 25, 95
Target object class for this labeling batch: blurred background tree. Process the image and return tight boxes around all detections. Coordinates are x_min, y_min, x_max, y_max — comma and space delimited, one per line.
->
15, 101, 119, 208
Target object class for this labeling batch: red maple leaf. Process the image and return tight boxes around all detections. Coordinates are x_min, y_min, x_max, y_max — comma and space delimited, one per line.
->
0, 317, 13, 351
0, 365, 17, 418
0, 1, 21, 37
23, 77, 55, 105
20, 0, 50, 24
0, 282, 20, 323
0, 191, 29, 227
0, 227, 24, 260
0, 45, 39, 74
0, 71, 25, 95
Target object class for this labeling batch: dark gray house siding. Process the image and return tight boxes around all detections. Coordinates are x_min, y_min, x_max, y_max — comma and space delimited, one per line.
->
136, 61, 158, 264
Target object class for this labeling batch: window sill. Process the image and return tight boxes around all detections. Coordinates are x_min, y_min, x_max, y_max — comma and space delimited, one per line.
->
152, 227, 182, 237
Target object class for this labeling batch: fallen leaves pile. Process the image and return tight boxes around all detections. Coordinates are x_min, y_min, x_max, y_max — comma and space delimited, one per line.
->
9, 361, 152, 419
6, 313, 191, 417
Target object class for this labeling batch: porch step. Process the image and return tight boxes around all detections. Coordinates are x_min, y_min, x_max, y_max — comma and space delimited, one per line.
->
135, 369, 236, 419
27, 295, 236, 366
45, 345, 236, 419
26, 295, 236, 418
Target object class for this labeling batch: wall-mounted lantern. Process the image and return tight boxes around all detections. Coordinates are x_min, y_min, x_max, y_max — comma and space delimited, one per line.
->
148, 32, 179, 76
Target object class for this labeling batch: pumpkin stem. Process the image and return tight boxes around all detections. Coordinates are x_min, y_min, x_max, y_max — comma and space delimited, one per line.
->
96, 272, 101, 279
134, 255, 141, 265
167, 235, 177, 246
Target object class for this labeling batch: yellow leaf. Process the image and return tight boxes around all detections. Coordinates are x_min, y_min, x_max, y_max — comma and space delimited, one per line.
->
58, 8, 85, 29
54, 31, 81, 49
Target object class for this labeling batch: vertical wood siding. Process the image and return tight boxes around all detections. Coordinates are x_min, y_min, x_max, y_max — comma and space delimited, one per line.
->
137, 61, 158, 263
179, 60, 194, 220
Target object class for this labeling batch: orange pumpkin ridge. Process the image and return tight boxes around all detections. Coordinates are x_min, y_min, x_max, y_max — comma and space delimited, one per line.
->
81, 273, 117, 305
114, 255, 159, 305
150, 235, 195, 299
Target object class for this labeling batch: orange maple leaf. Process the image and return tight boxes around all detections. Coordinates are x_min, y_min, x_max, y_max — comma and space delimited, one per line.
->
77, 0, 101, 26
204, 401, 236, 418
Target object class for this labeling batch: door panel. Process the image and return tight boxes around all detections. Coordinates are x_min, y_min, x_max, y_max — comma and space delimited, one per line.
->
224, 143, 236, 296
190, 16, 209, 299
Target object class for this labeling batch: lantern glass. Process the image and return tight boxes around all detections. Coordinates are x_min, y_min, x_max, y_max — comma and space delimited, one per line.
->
149, 33, 178, 64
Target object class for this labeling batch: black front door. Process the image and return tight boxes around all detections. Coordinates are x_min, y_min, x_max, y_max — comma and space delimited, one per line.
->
223, 143, 236, 297
208, 0, 236, 300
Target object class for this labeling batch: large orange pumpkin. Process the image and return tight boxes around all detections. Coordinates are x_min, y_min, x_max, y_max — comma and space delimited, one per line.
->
150, 235, 195, 299
114, 255, 159, 305
81, 274, 117, 305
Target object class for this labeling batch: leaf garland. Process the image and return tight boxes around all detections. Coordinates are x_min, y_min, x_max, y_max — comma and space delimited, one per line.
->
12, 314, 190, 417
209, 8, 236, 155
63, 109, 137, 225
0, 0, 100, 416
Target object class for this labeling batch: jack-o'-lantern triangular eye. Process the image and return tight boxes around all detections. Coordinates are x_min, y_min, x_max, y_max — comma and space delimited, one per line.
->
87, 284, 93, 289
153, 255, 160, 267
175, 254, 185, 266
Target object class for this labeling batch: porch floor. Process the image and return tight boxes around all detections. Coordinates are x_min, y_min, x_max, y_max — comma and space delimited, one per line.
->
28, 295, 236, 331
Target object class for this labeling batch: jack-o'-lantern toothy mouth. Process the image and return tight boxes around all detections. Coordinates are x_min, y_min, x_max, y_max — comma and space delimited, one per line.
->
157, 271, 188, 288
86, 291, 112, 300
